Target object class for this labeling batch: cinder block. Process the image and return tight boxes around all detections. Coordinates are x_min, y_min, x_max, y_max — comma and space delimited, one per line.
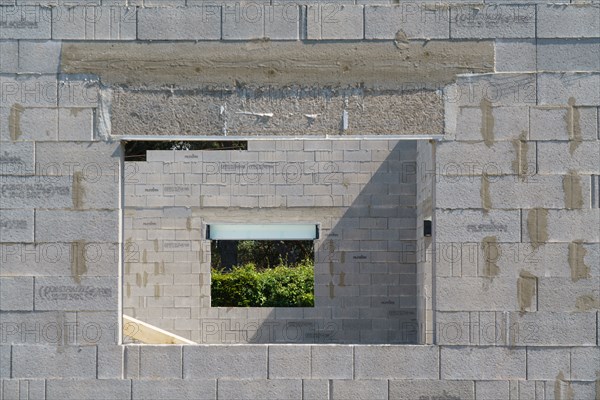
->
454, 105, 529, 142
507, 312, 597, 346
310, 345, 353, 379
571, 347, 600, 381
0, 176, 73, 209
0, 379, 45, 399
0, 41, 18, 72
0, 209, 34, 243
364, 5, 449, 40
46, 379, 131, 399
34, 276, 117, 311
452, 73, 536, 107
58, 76, 99, 107
436, 210, 521, 243
52, 6, 136, 40
306, 5, 363, 40
441, 346, 526, 380
265, 5, 299, 41
495, 40, 536, 72
451, 4, 535, 39
537, 73, 600, 106
0, 6, 51, 39
437, 277, 528, 312
538, 278, 600, 312
0, 276, 33, 310
545, 381, 596, 400
132, 380, 215, 400
35, 210, 118, 242
58, 108, 94, 141
268, 345, 311, 378
97, 344, 123, 379
389, 380, 474, 400
222, 3, 263, 40
0, 106, 58, 141
521, 209, 600, 243
18, 40, 61, 73
12, 345, 96, 378
302, 379, 328, 400
0, 346, 10, 378
537, 142, 600, 175
138, 6, 221, 40
35, 141, 121, 176
527, 347, 570, 381
354, 345, 438, 379
183, 345, 267, 379
77, 311, 119, 345
139, 346, 182, 378
0, 75, 57, 106
0, 141, 33, 175
537, 4, 600, 39
537, 39, 600, 72
217, 379, 301, 400
475, 381, 509, 400
330, 380, 387, 400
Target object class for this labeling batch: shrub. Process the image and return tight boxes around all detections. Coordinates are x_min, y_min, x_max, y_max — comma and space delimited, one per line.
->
211, 260, 314, 307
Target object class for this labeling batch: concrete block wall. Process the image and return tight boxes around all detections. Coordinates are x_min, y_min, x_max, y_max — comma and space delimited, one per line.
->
1, 0, 599, 399
123, 140, 419, 344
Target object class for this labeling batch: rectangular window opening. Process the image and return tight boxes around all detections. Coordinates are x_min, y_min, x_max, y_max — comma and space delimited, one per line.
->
123, 140, 248, 161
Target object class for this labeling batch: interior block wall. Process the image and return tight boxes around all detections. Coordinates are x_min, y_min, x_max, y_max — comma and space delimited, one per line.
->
123, 140, 419, 344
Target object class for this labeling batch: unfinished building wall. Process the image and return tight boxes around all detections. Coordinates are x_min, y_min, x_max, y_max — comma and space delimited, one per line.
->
0, 1, 599, 399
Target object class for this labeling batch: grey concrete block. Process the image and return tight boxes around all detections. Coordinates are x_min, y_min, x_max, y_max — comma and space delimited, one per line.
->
132, 380, 215, 400
51, 6, 136, 40
495, 40, 536, 72
389, 380, 474, 400
0, 311, 77, 345
306, 5, 363, 40
139, 346, 182, 378
454, 105, 528, 142
12, 345, 96, 378
441, 346, 526, 380
0, 6, 51, 39
138, 7, 221, 40
537, 141, 600, 175
474, 381, 509, 400
537, 39, 600, 72
0, 346, 10, 378
302, 379, 328, 400
507, 312, 597, 346
0, 209, 33, 243
18, 40, 61, 73
46, 379, 131, 400
537, 4, 600, 39
452, 73, 536, 107
98, 344, 123, 379
0, 106, 57, 141
364, 5, 449, 40
0, 379, 45, 400
265, 5, 299, 41
36, 210, 119, 242
330, 380, 387, 400
537, 73, 600, 106
437, 277, 528, 312
0, 41, 18, 72
34, 276, 117, 311
77, 311, 119, 345
527, 347, 570, 381
58, 108, 94, 141
0, 141, 33, 175
538, 278, 600, 312
354, 345, 438, 379
0, 276, 33, 310
184, 345, 267, 379
217, 379, 301, 400
436, 210, 521, 243
451, 4, 535, 39
310, 345, 353, 379
268, 345, 311, 378
222, 3, 263, 40
521, 209, 600, 243
0, 176, 73, 209
58, 76, 99, 108
571, 347, 600, 381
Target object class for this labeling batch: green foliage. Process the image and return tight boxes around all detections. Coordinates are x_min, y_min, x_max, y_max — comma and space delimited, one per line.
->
211, 260, 314, 307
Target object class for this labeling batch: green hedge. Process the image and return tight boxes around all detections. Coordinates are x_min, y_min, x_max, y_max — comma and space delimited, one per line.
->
211, 261, 314, 307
